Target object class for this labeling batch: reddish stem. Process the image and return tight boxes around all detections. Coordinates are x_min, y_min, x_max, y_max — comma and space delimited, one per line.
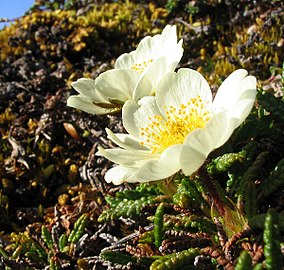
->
198, 166, 225, 216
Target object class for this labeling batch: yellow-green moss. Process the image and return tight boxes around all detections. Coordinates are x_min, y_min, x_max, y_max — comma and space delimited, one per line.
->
0, 2, 168, 62
209, 14, 284, 82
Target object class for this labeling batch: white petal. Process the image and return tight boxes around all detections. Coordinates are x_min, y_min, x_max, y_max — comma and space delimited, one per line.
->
156, 68, 212, 115
115, 25, 182, 70
71, 78, 106, 102
95, 69, 140, 101
133, 56, 178, 100
158, 27, 184, 62
213, 69, 254, 113
97, 146, 153, 168
218, 98, 255, 146
105, 165, 138, 185
67, 95, 113, 114
174, 39, 184, 61
132, 74, 153, 101
115, 36, 155, 69
152, 25, 182, 61
217, 117, 240, 149
227, 90, 256, 125
180, 145, 207, 177
181, 112, 228, 175
135, 144, 183, 181
122, 97, 161, 138
232, 75, 257, 111
212, 72, 256, 145
106, 128, 148, 151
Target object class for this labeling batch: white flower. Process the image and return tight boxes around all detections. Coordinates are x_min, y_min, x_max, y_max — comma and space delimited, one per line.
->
67, 25, 183, 114
97, 68, 257, 184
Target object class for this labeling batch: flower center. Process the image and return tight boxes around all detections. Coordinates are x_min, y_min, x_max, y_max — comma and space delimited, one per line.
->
139, 95, 211, 154
131, 59, 154, 74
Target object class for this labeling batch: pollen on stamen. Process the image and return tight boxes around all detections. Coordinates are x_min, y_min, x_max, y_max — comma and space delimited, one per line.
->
139, 96, 212, 154
131, 59, 154, 74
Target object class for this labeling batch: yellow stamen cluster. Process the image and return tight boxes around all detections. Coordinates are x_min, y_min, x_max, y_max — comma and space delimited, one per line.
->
131, 59, 154, 73
140, 95, 211, 154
